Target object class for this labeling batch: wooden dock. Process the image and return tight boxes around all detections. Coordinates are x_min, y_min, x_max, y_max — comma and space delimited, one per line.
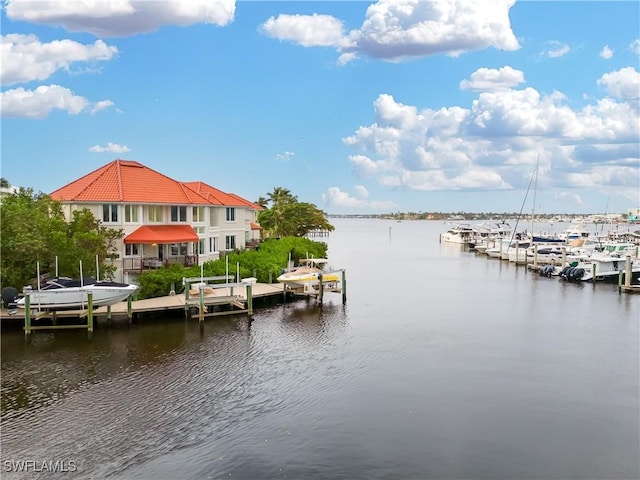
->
1, 271, 348, 335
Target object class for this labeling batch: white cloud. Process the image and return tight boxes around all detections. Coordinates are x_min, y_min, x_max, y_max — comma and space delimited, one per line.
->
261, 14, 348, 48
90, 100, 115, 114
261, 0, 519, 63
542, 41, 570, 58
599, 45, 614, 60
322, 186, 396, 212
0, 84, 113, 119
4, 0, 236, 37
1, 34, 118, 86
630, 39, 640, 55
459, 66, 525, 92
343, 70, 639, 196
354, 185, 369, 199
89, 142, 131, 153
275, 151, 295, 161
554, 191, 584, 206
597, 67, 640, 100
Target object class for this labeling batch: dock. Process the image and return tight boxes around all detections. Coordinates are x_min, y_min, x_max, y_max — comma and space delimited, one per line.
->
1, 277, 347, 335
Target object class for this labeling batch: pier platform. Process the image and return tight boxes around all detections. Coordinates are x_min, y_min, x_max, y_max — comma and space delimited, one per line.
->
0, 282, 285, 325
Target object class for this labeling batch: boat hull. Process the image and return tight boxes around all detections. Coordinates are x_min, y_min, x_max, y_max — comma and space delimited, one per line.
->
17, 284, 138, 310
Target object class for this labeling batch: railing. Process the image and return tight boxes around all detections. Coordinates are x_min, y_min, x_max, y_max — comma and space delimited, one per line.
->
122, 255, 198, 272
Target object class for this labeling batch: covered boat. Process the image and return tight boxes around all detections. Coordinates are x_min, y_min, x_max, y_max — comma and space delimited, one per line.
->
16, 277, 138, 310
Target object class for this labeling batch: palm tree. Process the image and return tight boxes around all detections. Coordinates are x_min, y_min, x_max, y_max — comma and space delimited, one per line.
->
255, 196, 269, 208
267, 187, 296, 207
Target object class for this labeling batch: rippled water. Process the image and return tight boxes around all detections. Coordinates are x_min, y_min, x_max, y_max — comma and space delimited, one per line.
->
1, 219, 638, 479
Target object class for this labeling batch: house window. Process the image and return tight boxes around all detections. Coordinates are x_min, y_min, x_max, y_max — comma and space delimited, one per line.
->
124, 205, 139, 223
210, 208, 219, 227
209, 237, 218, 253
148, 206, 163, 222
225, 235, 236, 250
125, 244, 139, 256
171, 206, 187, 222
198, 239, 206, 255
226, 207, 235, 222
194, 226, 205, 234
170, 243, 188, 256
102, 204, 118, 223
192, 206, 204, 223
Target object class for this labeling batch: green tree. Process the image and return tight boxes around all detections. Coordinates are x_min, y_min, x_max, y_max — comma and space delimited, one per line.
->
258, 187, 334, 237
0, 189, 123, 288
0, 178, 9, 188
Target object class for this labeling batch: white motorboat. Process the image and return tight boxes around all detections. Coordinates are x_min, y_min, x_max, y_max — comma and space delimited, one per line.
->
277, 259, 342, 291
440, 224, 476, 246
16, 277, 138, 310
559, 252, 640, 282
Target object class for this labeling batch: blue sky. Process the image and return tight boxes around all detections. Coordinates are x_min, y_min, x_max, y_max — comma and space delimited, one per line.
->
1, 0, 639, 215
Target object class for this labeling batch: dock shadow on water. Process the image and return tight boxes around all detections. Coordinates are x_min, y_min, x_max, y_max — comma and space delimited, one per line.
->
1, 218, 639, 480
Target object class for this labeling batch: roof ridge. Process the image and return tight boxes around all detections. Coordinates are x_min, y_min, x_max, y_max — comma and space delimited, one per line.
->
115, 160, 124, 200
179, 182, 216, 205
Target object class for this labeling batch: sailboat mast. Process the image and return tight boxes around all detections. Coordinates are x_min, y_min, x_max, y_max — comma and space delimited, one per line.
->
531, 155, 539, 236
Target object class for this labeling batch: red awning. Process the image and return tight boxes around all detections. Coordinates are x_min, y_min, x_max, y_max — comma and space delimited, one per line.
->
124, 225, 199, 244
250, 222, 261, 230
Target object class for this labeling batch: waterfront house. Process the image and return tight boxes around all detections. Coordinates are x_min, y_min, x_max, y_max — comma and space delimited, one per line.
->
50, 159, 262, 283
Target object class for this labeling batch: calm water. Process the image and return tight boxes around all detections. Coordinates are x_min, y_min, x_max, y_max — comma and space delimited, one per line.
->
1, 218, 638, 480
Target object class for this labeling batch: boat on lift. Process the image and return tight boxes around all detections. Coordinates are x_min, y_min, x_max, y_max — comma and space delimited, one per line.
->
16, 277, 138, 310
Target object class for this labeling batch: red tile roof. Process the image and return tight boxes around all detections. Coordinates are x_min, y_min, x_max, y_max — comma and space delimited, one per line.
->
182, 181, 261, 209
49, 159, 253, 207
124, 225, 199, 244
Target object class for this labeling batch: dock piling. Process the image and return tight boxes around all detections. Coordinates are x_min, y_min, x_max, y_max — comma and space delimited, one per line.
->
87, 292, 94, 333
341, 270, 347, 304
24, 294, 31, 337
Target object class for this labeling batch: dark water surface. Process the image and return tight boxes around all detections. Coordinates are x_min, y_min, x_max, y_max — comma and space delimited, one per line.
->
1, 219, 638, 479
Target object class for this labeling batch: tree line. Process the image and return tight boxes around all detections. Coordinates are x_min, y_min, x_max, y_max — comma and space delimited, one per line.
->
1, 185, 333, 289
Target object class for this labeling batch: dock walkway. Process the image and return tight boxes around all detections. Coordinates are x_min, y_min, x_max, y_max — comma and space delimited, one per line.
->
1, 282, 285, 324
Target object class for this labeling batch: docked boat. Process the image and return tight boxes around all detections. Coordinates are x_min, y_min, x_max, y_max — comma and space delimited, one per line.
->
277, 259, 342, 291
440, 224, 476, 246
16, 277, 138, 310
559, 251, 640, 282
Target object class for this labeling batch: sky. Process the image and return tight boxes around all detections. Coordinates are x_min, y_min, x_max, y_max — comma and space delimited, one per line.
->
1, 0, 639, 215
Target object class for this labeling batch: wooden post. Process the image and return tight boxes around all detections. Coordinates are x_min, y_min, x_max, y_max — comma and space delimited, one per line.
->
341, 270, 347, 304
87, 292, 94, 333
625, 255, 632, 288
561, 247, 566, 268
199, 285, 204, 322
51, 310, 58, 326
184, 279, 190, 318
318, 276, 324, 304
127, 296, 133, 322
106, 305, 112, 324
618, 270, 624, 291
591, 262, 597, 284
533, 244, 538, 269
246, 284, 253, 316
515, 241, 519, 264
24, 294, 31, 337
